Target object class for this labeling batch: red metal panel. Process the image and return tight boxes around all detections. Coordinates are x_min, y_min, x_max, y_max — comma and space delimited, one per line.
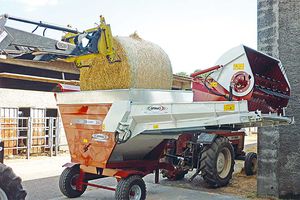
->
190, 65, 222, 77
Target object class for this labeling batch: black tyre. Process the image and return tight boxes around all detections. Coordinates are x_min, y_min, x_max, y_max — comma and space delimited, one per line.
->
0, 163, 27, 200
200, 137, 235, 188
244, 152, 257, 176
59, 166, 87, 198
115, 175, 146, 200
161, 169, 188, 181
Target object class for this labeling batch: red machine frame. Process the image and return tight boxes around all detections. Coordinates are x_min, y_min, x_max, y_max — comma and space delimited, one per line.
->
63, 129, 246, 194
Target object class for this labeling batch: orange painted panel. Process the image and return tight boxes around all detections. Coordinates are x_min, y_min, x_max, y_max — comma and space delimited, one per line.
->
58, 104, 115, 168
59, 104, 111, 115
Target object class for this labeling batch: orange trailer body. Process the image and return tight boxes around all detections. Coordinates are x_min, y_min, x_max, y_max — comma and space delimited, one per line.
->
59, 104, 115, 168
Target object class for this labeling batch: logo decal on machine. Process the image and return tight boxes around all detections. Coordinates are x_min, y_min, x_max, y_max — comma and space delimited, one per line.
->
71, 119, 102, 126
227, 136, 241, 140
146, 105, 167, 112
92, 134, 109, 142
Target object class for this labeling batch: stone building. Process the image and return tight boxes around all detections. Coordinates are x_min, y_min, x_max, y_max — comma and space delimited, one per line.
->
0, 57, 79, 157
257, 0, 300, 198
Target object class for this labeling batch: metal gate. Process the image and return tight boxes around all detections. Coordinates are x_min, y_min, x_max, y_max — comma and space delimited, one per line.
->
0, 108, 18, 156
0, 116, 60, 159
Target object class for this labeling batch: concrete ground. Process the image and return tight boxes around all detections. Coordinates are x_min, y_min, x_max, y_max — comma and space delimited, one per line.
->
5, 134, 257, 199
5, 154, 68, 181
7, 155, 245, 200
22, 175, 244, 200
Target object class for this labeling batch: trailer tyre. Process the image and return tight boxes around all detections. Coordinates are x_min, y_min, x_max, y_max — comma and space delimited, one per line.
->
115, 175, 146, 200
201, 137, 234, 188
59, 166, 87, 198
244, 152, 257, 176
0, 163, 27, 200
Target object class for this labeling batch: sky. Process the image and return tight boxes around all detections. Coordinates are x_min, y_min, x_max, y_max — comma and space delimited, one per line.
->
0, 0, 257, 74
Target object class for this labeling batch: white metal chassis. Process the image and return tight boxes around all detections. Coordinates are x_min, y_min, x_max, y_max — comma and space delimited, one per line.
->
56, 89, 293, 161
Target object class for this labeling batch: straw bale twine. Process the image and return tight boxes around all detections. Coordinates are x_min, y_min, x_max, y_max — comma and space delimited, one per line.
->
80, 35, 173, 90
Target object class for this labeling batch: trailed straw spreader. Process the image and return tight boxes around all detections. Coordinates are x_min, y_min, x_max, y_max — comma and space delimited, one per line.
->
0, 14, 293, 200
56, 46, 293, 199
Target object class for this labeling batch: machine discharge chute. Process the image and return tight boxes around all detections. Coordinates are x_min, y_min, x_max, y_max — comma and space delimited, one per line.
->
192, 45, 290, 114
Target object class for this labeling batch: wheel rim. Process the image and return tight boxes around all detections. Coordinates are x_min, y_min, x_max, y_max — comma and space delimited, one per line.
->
216, 147, 232, 179
129, 185, 142, 200
70, 174, 79, 190
0, 188, 8, 200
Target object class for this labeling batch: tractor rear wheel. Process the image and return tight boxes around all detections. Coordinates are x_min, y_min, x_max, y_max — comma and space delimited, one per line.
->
0, 163, 27, 200
115, 175, 146, 200
200, 137, 235, 188
59, 166, 87, 198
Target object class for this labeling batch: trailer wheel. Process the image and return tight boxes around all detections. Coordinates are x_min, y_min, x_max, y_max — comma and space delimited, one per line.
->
59, 166, 87, 198
0, 163, 27, 200
201, 137, 234, 188
244, 152, 257, 176
115, 175, 146, 200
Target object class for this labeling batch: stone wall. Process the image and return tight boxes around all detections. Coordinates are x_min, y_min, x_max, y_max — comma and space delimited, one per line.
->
257, 0, 279, 57
257, 0, 300, 198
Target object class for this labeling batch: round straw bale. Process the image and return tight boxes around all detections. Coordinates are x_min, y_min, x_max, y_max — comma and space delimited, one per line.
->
79, 36, 173, 90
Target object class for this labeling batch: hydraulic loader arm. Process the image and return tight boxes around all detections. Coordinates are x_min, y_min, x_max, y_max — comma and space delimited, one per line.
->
63, 15, 119, 64
99, 15, 118, 63
0, 14, 119, 63
0, 14, 78, 58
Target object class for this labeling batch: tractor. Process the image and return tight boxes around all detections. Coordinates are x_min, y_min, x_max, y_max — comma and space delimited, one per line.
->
0, 140, 26, 200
